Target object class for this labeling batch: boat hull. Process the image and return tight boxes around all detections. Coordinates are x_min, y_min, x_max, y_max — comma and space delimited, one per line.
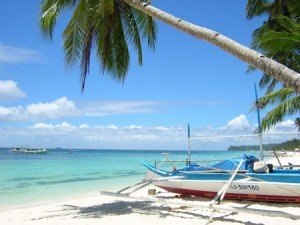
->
153, 177, 300, 203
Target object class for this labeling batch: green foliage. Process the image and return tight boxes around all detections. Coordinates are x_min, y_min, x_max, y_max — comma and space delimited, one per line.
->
246, 0, 273, 19
40, 0, 157, 91
246, 0, 300, 130
256, 87, 300, 130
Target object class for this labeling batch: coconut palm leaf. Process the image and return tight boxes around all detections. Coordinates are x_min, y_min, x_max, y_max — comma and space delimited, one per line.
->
121, 4, 144, 65
40, 0, 300, 93
95, 2, 130, 81
259, 87, 296, 106
287, 0, 300, 21
63, 0, 90, 66
40, 0, 157, 91
247, 8, 300, 94
257, 31, 300, 52
261, 95, 300, 130
253, 16, 300, 53
246, 0, 272, 19
40, 0, 78, 39
131, 7, 156, 49
257, 87, 300, 130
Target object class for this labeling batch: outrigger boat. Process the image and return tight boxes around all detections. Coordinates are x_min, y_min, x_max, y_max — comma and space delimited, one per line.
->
142, 155, 300, 203
141, 85, 300, 203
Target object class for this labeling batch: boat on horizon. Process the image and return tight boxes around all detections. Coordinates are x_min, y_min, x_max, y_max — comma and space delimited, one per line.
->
10, 147, 47, 154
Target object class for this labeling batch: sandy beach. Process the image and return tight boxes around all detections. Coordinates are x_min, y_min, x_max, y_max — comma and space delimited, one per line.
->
1, 185, 300, 225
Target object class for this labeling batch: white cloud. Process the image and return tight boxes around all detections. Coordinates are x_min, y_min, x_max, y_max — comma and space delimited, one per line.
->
226, 114, 251, 130
79, 124, 89, 129
0, 116, 298, 150
0, 43, 43, 63
94, 124, 119, 129
30, 123, 53, 129
0, 99, 167, 122
0, 97, 81, 121
126, 125, 142, 130
28, 122, 76, 133
26, 97, 79, 119
155, 126, 171, 131
80, 101, 161, 116
0, 80, 26, 100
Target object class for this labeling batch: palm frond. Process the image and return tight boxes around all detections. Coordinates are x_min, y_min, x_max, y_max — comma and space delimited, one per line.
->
253, 16, 300, 53
95, 1, 114, 72
259, 87, 296, 106
259, 73, 272, 89
40, 0, 157, 92
63, 0, 90, 65
40, 0, 77, 39
131, 8, 157, 49
246, 0, 272, 19
80, 12, 95, 92
261, 95, 300, 130
110, 5, 130, 81
287, 0, 300, 21
95, 2, 129, 81
121, 4, 143, 65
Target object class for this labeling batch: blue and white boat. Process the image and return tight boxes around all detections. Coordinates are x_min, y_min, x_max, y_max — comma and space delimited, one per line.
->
142, 155, 300, 203
141, 85, 300, 203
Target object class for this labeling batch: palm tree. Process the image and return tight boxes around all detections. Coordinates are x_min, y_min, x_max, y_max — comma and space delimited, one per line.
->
40, 0, 300, 92
246, 0, 300, 130
40, 0, 156, 91
254, 15, 300, 93
246, 0, 300, 93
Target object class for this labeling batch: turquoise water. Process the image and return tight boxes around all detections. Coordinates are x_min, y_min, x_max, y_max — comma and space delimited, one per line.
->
0, 148, 258, 210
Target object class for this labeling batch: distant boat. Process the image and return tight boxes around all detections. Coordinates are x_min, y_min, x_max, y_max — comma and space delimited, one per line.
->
10, 147, 47, 154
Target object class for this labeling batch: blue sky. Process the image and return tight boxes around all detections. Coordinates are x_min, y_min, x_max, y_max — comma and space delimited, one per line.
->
0, 0, 298, 150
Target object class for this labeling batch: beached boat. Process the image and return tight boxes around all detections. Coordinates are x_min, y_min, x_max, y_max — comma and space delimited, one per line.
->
10, 147, 47, 154
141, 85, 300, 203
142, 155, 300, 203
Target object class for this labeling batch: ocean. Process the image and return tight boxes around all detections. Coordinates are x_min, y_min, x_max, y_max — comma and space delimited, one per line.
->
0, 148, 259, 210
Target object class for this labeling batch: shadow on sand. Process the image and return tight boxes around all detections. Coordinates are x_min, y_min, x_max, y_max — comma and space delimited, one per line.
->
59, 200, 264, 225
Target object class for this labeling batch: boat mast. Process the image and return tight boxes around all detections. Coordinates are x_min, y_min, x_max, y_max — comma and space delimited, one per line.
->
187, 123, 191, 164
254, 83, 263, 161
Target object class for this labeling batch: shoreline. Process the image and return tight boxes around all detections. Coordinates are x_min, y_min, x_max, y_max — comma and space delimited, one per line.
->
1, 185, 300, 225
0, 190, 100, 212
0, 183, 128, 211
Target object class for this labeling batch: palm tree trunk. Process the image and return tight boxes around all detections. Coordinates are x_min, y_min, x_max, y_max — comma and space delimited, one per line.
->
123, 0, 300, 93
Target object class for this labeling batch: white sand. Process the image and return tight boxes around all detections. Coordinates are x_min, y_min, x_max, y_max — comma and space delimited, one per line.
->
1, 185, 300, 225
265, 152, 300, 167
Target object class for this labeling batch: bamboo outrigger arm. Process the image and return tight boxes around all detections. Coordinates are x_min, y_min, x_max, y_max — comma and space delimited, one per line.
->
100, 190, 300, 220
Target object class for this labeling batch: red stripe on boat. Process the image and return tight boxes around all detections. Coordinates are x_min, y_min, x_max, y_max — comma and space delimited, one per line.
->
157, 186, 300, 203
